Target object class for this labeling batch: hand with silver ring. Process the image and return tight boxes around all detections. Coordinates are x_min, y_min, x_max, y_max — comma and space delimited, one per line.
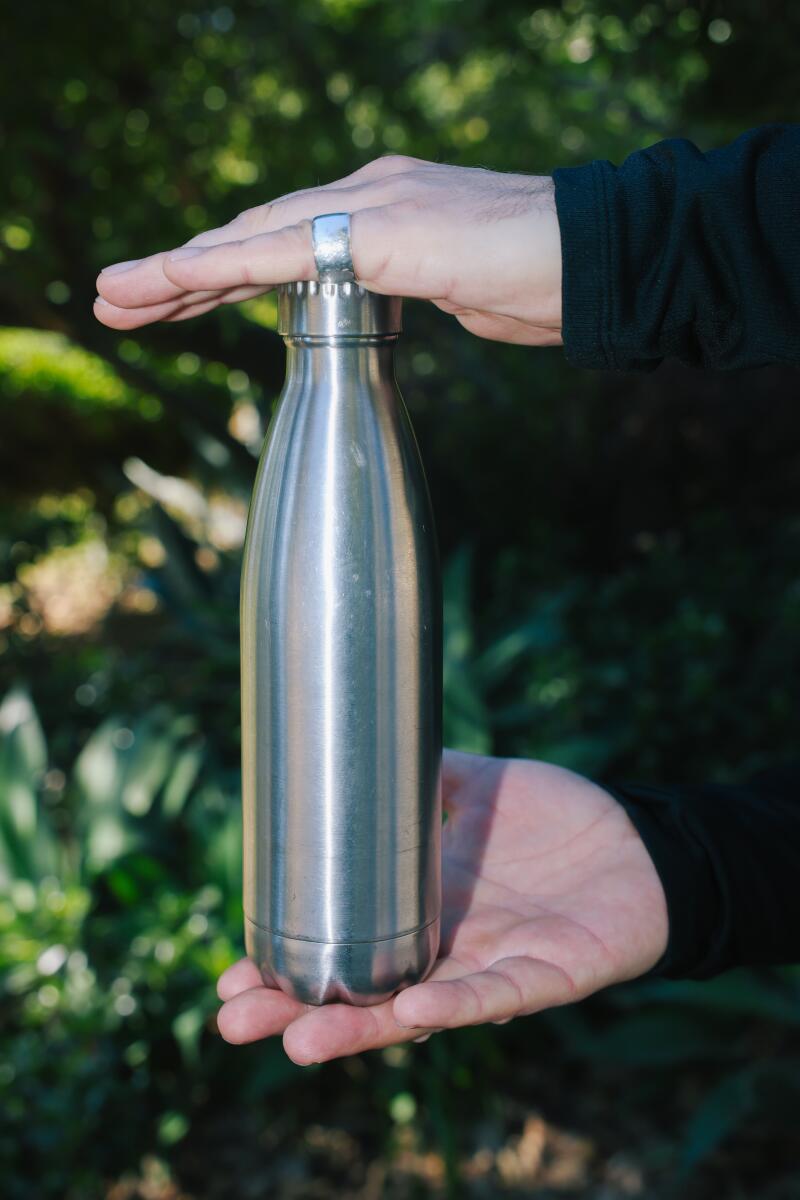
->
94, 155, 562, 346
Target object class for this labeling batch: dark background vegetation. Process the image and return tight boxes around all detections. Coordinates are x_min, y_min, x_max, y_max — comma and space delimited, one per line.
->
2, 1, 800, 1196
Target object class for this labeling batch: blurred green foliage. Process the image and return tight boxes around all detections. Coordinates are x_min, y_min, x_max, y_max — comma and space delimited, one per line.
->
2, 0, 800, 1196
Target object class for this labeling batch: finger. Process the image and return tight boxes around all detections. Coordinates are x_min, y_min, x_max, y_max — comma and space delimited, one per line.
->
163, 284, 266, 322
95, 159, 420, 309
96, 221, 255, 311
282, 954, 467, 1064
217, 985, 308, 1044
94, 203, 316, 311
93, 285, 228, 329
97, 252, 190, 309
393, 955, 576, 1030
217, 957, 266, 1001
163, 297, 230, 323
94, 292, 219, 329
94, 292, 190, 329
93, 284, 264, 330
161, 220, 317, 291
161, 203, 437, 298
96, 243, 257, 312
282, 993, 435, 1066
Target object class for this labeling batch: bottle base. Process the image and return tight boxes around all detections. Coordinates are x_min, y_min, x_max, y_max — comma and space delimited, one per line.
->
244, 915, 441, 1006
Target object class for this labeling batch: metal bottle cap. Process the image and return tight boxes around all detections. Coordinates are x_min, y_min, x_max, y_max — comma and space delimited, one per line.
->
277, 280, 403, 339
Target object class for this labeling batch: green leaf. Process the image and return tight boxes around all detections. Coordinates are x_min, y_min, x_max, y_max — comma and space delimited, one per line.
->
631, 969, 800, 1026
73, 708, 198, 872
554, 1009, 737, 1066
680, 1066, 760, 1173
73, 718, 123, 807
105, 866, 141, 906
531, 733, 619, 776
157, 1111, 190, 1146
161, 742, 203, 817
73, 720, 132, 871
202, 807, 243, 893
0, 690, 56, 883
0, 689, 47, 778
473, 592, 571, 687
443, 547, 490, 753
172, 1006, 205, 1067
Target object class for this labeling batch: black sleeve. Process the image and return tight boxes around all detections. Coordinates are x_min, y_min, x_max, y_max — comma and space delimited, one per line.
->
552, 124, 800, 371
602, 765, 800, 979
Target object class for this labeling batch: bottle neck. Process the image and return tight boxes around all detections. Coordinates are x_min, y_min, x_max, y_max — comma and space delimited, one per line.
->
282, 336, 399, 389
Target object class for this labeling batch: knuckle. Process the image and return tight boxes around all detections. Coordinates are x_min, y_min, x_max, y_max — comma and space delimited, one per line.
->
378, 152, 418, 172
238, 254, 253, 287
293, 216, 313, 241
291, 218, 317, 269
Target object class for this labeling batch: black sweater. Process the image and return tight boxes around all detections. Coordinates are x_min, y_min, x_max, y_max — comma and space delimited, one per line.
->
552, 125, 800, 979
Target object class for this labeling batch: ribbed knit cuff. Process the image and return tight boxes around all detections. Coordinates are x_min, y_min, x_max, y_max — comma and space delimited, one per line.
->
602, 782, 726, 980
552, 160, 613, 370
602, 774, 800, 981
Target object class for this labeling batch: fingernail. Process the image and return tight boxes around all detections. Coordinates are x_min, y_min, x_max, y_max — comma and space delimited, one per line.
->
168, 246, 206, 262
101, 258, 142, 275
413, 1027, 444, 1043
94, 295, 109, 306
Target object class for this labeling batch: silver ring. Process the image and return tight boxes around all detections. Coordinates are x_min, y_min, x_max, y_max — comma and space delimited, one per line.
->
311, 212, 356, 283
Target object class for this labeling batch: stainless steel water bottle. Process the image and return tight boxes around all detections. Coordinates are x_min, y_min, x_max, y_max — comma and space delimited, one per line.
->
240, 265, 442, 1006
